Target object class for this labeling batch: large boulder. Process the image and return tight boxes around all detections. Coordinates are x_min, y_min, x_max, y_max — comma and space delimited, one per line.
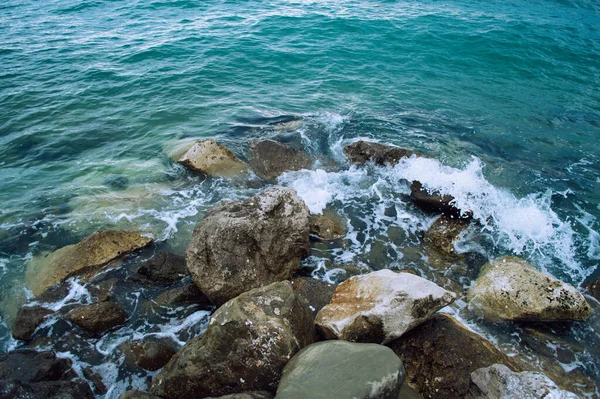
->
119, 340, 176, 371
66, 301, 126, 335
12, 305, 54, 341
186, 187, 310, 305
388, 314, 521, 399
466, 364, 580, 399
343, 140, 417, 166
247, 140, 312, 180
291, 277, 336, 316
315, 270, 456, 344
25, 230, 152, 296
467, 257, 592, 322
150, 281, 315, 398
276, 340, 405, 399
178, 140, 249, 177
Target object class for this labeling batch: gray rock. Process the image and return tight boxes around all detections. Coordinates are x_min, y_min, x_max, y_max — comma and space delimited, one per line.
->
82, 367, 107, 395
66, 301, 126, 334
186, 187, 310, 305
291, 277, 336, 316
0, 350, 75, 383
248, 140, 312, 180
153, 281, 212, 308
466, 364, 580, 399
315, 270, 456, 344
309, 212, 346, 241
119, 341, 176, 371
343, 140, 417, 166
12, 306, 54, 341
150, 281, 315, 398
119, 390, 162, 399
0, 379, 94, 399
204, 392, 273, 399
467, 257, 592, 322
276, 341, 405, 399
131, 252, 187, 284
178, 140, 249, 177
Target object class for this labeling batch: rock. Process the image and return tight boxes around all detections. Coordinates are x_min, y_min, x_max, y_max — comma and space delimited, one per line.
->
467, 257, 592, 322
309, 211, 346, 241
0, 379, 94, 399
410, 181, 470, 218
388, 314, 521, 399
276, 340, 405, 399
291, 277, 336, 316
423, 216, 469, 258
12, 306, 54, 341
178, 140, 249, 177
204, 392, 273, 399
131, 252, 187, 284
25, 230, 153, 296
150, 281, 315, 398
315, 270, 456, 344
343, 140, 417, 166
66, 301, 126, 334
119, 341, 177, 371
82, 367, 107, 395
119, 390, 162, 399
247, 140, 312, 180
186, 187, 310, 305
153, 281, 212, 308
466, 364, 580, 399
583, 277, 600, 302
0, 350, 75, 383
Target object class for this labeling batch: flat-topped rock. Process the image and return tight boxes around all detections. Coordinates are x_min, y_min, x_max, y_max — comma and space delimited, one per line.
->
467, 257, 591, 322
66, 301, 126, 335
186, 187, 310, 305
178, 139, 249, 177
315, 270, 456, 344
343, 140, 417, 166
25, 230, 152, 296
276, 341, 405, 399
248, 139, 312, 180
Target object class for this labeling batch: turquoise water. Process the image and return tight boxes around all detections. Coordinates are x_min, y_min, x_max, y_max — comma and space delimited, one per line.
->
1, 0, 600, 395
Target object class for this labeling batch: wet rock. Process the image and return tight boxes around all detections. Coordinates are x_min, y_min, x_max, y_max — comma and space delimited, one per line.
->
150, 281, 315, 398
204, 392, 273, 399
277, 340, 404, 399
466, 364, 580, 399
178, 139, 249, 177
388, 314, 521, 399
119, 340, 177, 372
467, 257, 592, 322
25, 230, 153, 296
0, 379, 94, 399
309, 211, 346, 241
410, 181, 470, 218
119, 391, 162, 399
186, 187, 310, 305
66, 301, 126, 334
0, 350, 75, 383
12, 306, 54, 341
82, 367, 107, 395
343, 140, 417, 166
315, 270, 456, 344
291, 277, 336, 316
86, 277, 120, 302
131, 252, 187, 284
153, 281, 212, 308
247, 140, 312, 180
423, 216, 469, 258
583, 277, 600, 302
104, 175, 130, 190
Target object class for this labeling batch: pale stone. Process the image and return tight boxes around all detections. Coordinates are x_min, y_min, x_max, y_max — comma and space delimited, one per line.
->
178, 139, 248, 177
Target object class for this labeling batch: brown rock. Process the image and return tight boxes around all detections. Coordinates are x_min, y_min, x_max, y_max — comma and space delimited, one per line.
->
424, 216, 469, 258
131, 252, 187, 284
178, 140, 249, 177
83, 367, 107, 395
119, 341, 177, 371
119, 390, 162, 399
343, 140, 417, 166
153, 281, 212, 308
66, 302, 126, 334
410, 181, 469, 218
248, 140, 312, 180
387, 314, 521, 399
12, 306, 54, 341
583, 277, 600, 302
309, 210, 346, 241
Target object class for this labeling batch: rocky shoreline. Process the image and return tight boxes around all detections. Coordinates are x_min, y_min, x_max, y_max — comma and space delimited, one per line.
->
2, 139, 599, 398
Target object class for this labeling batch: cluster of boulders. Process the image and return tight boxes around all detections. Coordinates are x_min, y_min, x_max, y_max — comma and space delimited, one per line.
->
5, 138, 598, 399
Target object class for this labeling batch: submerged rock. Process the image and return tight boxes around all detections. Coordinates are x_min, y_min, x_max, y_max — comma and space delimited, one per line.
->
119, 340, 176, 371
423, 215, 469, 259
583, 277, 600, 303
130, 252, 187, 284
66, 301, 126, 335
12, 305, 54, 341
186, 187, 310, 305
315, 270, 456, 344
410, 181, 469, 217
150, 281, 315, 398
343, 140, 417, 166
82, 367, 107, 395
25, 230, 152, 296
388, 314, 521, 399
152, 281, 212, 308
466, 364, 580, 399
309, 210, 346, 241
276, 341, 405, 399
467, 257, 591, 322
247, 139, 312, 180
178, 139, 249, 177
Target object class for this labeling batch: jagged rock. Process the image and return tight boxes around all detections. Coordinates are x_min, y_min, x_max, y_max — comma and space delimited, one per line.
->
466, 364, 580, 399
66, 301, 126, 334
131, 252, 187, 284
388, 314, 521, 399
276, 340, 405, 399
248, 140, 312, 180
150, 281, 315, 398
153, 281, 211, 308
12, 306, 54, 341
119, 341, 177, 371
186, 187, 310, 305
343, 140, 417, 166
309, 211, 346, 241
178, 140, 249, 177
315, 270, 456, 344
467, 257, 592, 322
0, 350, 75, 383
583, 277, 600, 302
119, 390, 162, 399
291, 277, 336, 316
204, 392, 274, 399
25, 230, 152, 296
424, 216, 469, 258
0, 379, 94, 399
82, 367, 107, 395
410, 181, 469, 217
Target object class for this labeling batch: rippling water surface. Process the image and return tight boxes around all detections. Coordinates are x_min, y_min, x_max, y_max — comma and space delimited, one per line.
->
1, 0, 600, 396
